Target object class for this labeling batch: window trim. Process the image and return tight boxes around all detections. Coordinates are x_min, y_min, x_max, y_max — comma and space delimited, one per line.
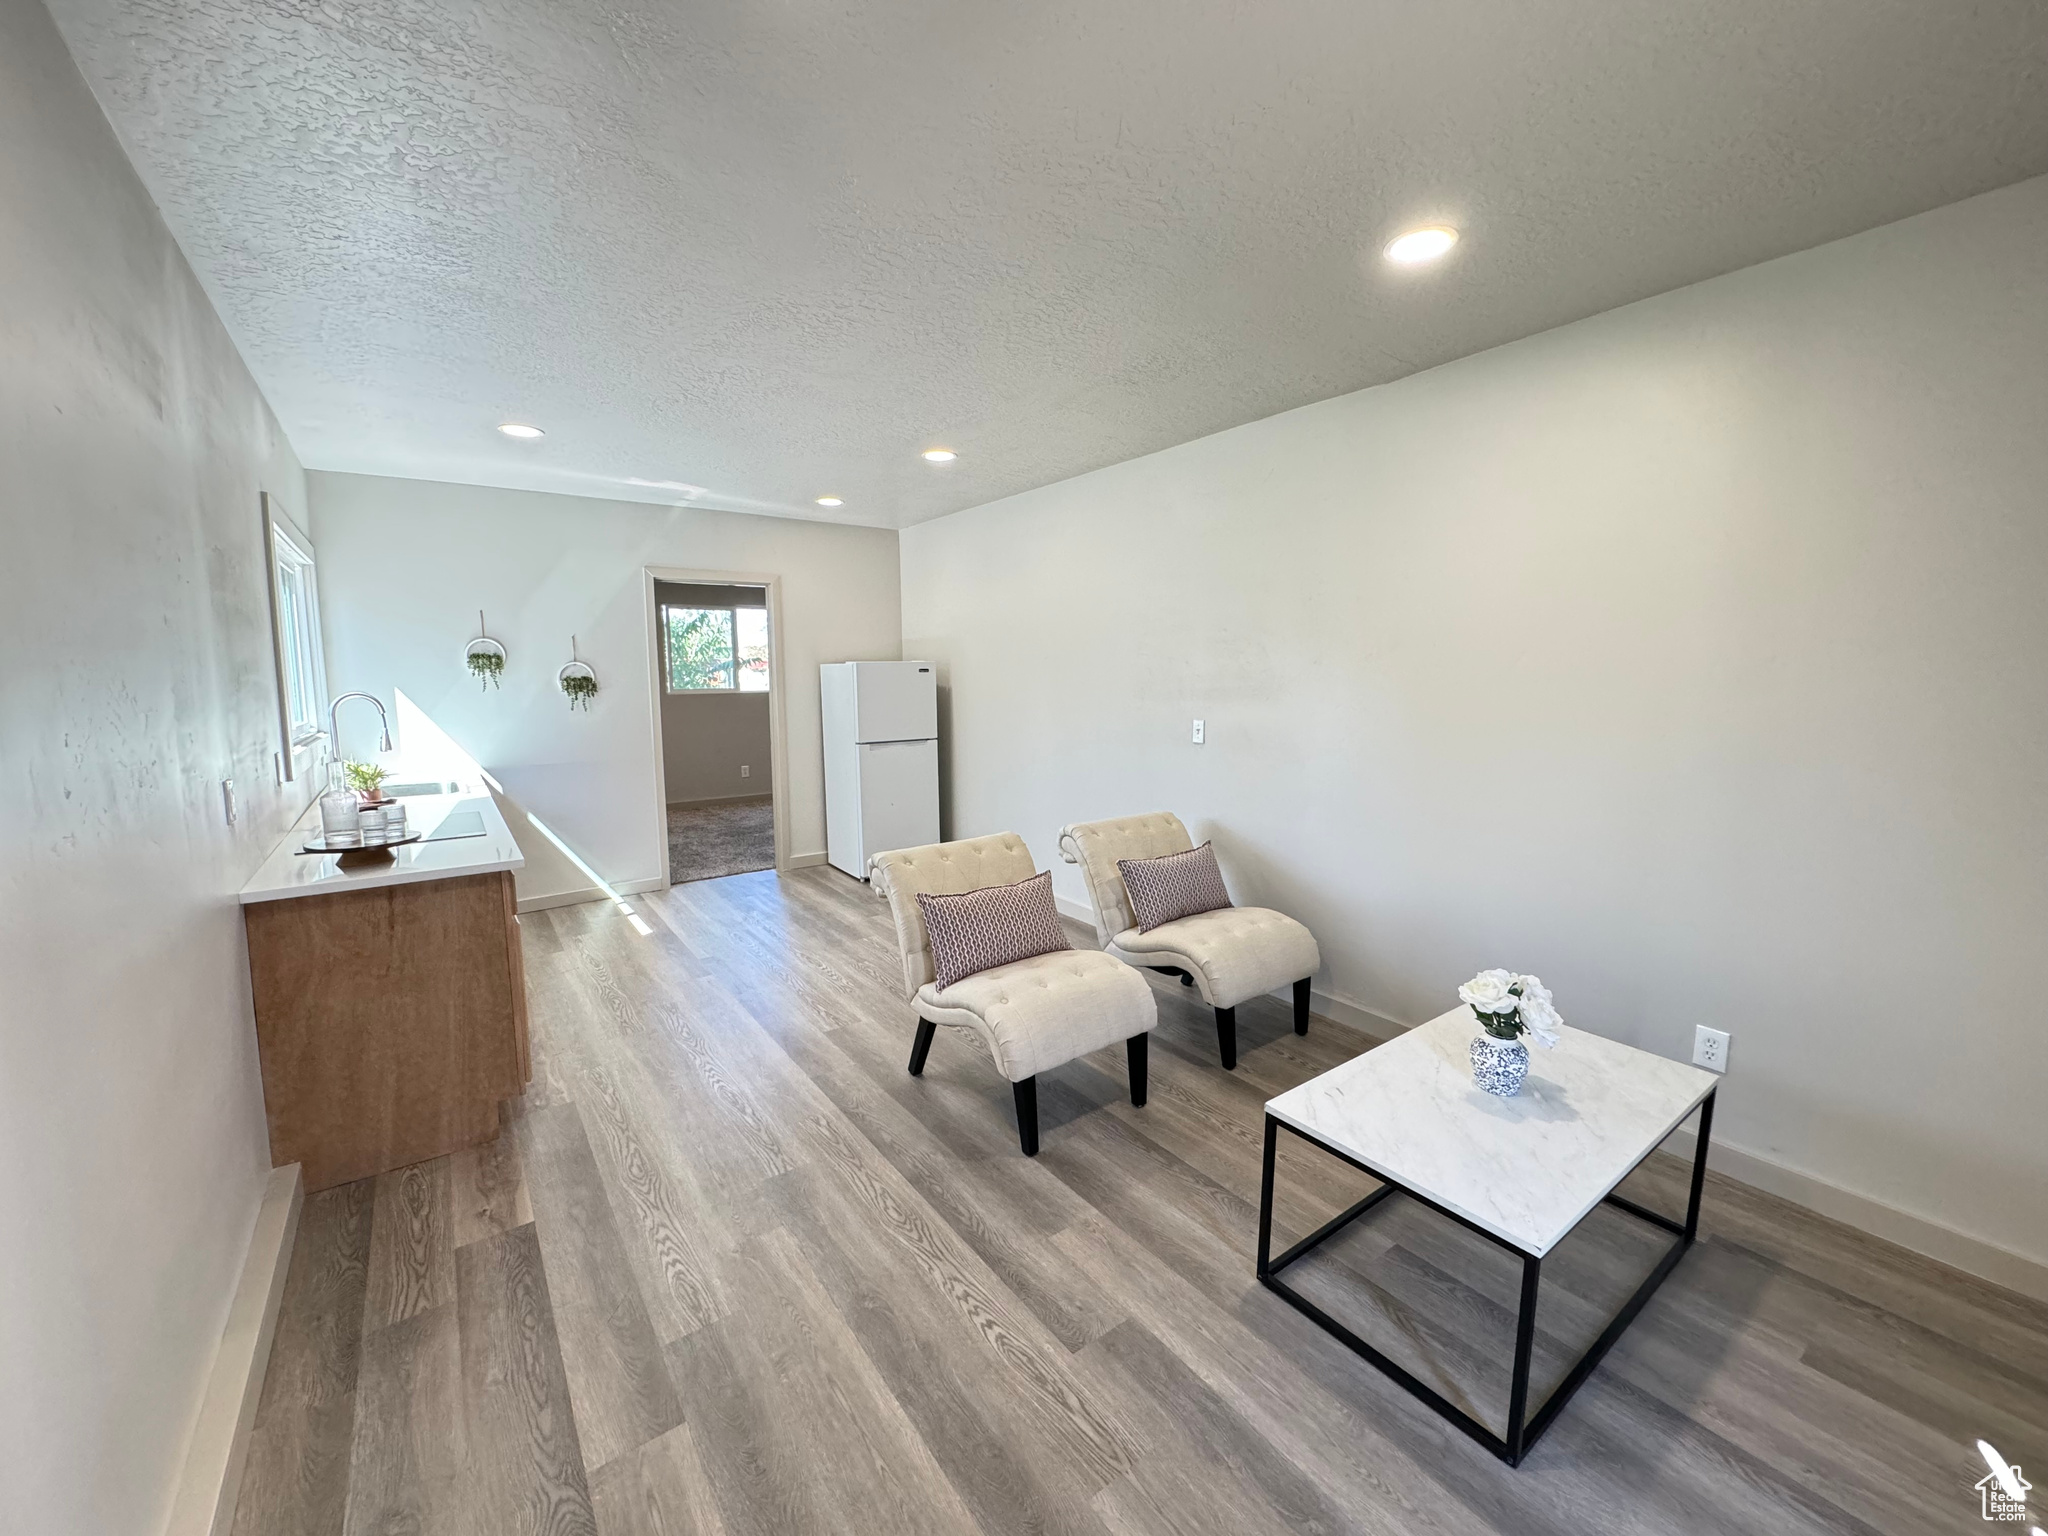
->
661, 602, 770, 694
262, 492, 329, 783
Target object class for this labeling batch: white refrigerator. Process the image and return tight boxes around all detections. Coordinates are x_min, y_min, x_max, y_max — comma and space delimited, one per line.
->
821, 661, 940, 879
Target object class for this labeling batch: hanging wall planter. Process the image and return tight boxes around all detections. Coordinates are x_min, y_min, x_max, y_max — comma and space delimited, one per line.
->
558, 636, 599, 711
466, 611, 507, 690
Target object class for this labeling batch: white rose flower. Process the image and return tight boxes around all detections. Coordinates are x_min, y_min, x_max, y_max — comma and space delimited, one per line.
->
1515, 975, 1563, 1047
1459, 969, 1518, 1017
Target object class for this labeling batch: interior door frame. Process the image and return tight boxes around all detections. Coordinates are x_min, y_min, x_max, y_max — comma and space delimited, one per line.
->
642, 566, 791, 886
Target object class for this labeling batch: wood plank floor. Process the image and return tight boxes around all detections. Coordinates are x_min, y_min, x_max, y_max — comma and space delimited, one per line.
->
232, 866, 2048, 1536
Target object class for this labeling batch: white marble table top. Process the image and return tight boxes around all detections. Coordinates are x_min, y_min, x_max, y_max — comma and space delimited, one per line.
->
239, 790, 523, 904
1267, 1007, 1718, 1256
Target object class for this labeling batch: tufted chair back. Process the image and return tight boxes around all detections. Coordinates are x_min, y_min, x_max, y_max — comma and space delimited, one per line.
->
1057, 812, 1195, 946
869, 832, 1040, 999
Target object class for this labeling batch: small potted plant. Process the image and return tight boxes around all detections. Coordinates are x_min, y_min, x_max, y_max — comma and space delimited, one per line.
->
559, 667, 599, 710
1457, 970, 1563, 1097
342, 760, 393, 804
466, 611, 507, 690
467, 644, 506, 688
559, 636, 598, 711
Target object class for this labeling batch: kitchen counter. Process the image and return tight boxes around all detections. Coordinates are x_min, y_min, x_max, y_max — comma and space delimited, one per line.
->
238, 780, 532, 1189
239, 788, 523, 904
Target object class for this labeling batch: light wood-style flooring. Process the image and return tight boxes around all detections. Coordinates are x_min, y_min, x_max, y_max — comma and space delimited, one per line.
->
232, 866, 2048, 1536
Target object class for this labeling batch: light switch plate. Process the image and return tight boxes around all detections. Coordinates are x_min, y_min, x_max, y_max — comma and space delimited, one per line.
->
1192, 719, 1205, 744
1693, 1025, 1729, 1073
221, 777, 237, 826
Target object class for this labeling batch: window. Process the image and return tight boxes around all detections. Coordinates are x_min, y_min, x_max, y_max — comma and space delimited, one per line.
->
263, 493, 329, 780
735, 607, 770, 691
275, 535, 325, 741
664, 604, 770, 692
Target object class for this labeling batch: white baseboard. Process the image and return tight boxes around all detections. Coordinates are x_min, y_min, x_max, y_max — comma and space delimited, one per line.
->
1660, 1125, 2048, 1304
1335, 993, 2048, 1302
517, 875, 664, 913
667, 792, 773, 809
1294, 984, 1409, 1040
518, 887, 606, 913
520, 861, 836, 908
165, 1164, 302, 1536
1298, 990, 2048, 1302
1005, 893, 2048, 1301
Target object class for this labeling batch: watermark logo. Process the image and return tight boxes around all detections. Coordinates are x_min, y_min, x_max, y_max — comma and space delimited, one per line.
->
1977, 1469, 2031, 1522
1975, 1441, 2033, 1524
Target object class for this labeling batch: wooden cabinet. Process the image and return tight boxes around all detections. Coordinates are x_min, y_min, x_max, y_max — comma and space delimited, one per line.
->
244, 869, 532, 1191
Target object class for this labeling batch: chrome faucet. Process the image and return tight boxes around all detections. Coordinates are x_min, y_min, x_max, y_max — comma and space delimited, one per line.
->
328, 691, 393, 759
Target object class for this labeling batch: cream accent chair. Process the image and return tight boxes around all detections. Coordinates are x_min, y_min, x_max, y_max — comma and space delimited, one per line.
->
869, 832, 1156, 1155
1058, 812, 1320, 1071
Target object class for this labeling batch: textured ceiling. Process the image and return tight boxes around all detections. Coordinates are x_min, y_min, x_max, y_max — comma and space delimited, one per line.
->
48, 0, 2048, 529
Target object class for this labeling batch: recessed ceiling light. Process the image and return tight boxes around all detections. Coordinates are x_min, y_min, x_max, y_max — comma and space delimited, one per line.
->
497, 422, 544, 439
921, 448, 957, 463
815, 496, 844, 507
1383, 226, 1459, 265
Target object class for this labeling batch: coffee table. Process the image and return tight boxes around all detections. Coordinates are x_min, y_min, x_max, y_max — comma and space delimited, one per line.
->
1257, 1006, 1718, 1466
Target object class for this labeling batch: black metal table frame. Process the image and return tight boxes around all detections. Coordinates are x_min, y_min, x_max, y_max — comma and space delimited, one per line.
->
1256, 1088, 1715, 1466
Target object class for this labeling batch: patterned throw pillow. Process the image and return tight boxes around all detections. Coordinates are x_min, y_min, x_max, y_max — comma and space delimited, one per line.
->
1118, 843, 1232, 932
916, 871, 1070, 991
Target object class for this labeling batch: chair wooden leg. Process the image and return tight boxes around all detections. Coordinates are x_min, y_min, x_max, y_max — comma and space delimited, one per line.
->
1215, 1007, 1237, 1070
908, 1017, 937, 1076
1012, 1076, 1040, 1156
1127, 1033, 1149, 1106
1293, 977, 1311, 1036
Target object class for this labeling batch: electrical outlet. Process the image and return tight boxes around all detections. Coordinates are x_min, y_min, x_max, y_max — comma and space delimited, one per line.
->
1693, 1025, 1729, 1073
740, 764, 750, 778
1192, 719, 1205, 744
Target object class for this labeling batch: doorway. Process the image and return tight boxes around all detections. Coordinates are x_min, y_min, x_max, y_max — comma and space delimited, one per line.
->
645, 571, 787, 884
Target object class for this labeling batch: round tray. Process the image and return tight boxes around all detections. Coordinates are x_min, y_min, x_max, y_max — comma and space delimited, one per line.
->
298, 829, 423, 855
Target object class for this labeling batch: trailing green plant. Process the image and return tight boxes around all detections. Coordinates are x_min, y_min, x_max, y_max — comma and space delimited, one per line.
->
467, 648, 505, 688
342, 760, 392, 796
561, 672, 599, 710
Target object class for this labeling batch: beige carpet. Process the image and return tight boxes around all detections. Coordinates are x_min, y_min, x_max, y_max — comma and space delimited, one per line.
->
667, 796, 774, 884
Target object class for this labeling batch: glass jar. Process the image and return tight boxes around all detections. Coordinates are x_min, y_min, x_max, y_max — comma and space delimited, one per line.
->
318, 761, 362, 847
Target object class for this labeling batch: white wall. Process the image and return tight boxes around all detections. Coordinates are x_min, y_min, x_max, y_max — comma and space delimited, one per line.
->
902, 175, 2048, 1288
663, 692, 773, 804
309, 473, 901, 892
0, 3, 311, 1532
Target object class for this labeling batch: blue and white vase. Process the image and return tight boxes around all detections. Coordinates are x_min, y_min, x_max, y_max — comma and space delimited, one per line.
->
1470, 1033, 1530, 1097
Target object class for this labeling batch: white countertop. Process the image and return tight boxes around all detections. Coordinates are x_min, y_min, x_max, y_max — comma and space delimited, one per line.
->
239, 789, 524, 904
1266, 1006, 1717, 1256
